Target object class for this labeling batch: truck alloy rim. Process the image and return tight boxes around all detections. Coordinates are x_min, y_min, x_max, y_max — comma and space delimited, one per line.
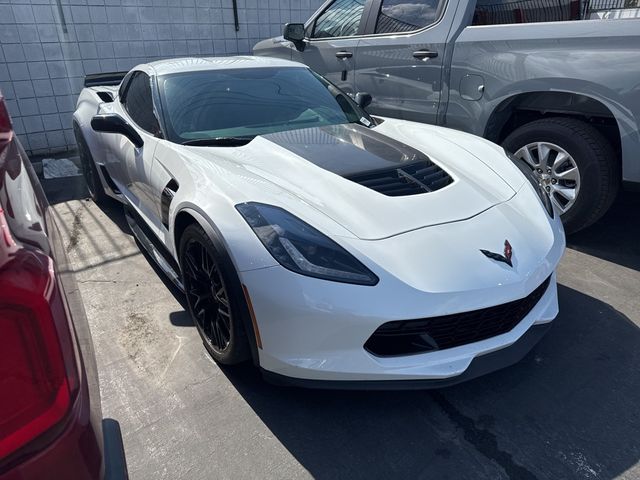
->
514, 142, 580, 214
183, 240, 232, 352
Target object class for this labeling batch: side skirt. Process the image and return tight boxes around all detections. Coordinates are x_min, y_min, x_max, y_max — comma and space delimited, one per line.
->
124, 206, 184, 292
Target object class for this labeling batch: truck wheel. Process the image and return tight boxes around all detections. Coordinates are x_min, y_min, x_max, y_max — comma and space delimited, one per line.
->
502, 117, 619, 234
74, 124, 108, 204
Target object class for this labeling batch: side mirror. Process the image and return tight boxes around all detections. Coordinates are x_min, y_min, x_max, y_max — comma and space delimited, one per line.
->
91, 114, 144, 148
283, 23, 305, 51
354, 92, 372, 109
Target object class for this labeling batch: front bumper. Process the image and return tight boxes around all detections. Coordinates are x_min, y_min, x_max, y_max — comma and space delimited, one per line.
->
262, 322, 552, 390
241, 266, 559, 384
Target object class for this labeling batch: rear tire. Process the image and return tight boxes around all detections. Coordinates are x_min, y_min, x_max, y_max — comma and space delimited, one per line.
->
502, 117, 619, 234
179, 223, 250, 365
74, 124, 108, 204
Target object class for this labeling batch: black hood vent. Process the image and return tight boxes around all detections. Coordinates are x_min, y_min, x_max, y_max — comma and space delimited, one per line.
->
262, 123, 453, 197
346, 160, 453, 197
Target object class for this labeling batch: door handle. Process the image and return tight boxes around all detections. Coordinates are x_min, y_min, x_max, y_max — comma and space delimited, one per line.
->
335, 50, 353, 59
413, 49, 438, 60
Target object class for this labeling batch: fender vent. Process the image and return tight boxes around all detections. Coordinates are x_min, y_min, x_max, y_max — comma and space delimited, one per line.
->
99, 165, 120, 194
161, 179, 179, 229
347, 161, 453, 197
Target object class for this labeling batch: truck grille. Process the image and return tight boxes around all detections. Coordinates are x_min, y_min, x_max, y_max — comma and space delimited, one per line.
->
364, 276, 551, 357
346, 161, 453, 197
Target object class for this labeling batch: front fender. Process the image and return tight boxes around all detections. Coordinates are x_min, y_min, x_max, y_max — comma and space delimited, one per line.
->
170, 202, 278, 274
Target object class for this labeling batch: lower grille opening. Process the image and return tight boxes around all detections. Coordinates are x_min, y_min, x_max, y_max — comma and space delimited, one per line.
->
364, 276, 552, 357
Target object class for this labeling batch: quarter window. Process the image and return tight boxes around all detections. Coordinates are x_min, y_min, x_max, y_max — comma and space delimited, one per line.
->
375, 0, 443, 33
121, 72, 160, 135
118, 72, 133, 100
311, 0, 366, 38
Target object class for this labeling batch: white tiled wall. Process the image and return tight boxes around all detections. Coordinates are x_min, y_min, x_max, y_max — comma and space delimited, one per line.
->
0, 0, 324, 155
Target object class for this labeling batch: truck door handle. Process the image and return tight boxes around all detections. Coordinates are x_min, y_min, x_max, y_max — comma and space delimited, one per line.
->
335, 51, 353, 59
413, 50, 438, 60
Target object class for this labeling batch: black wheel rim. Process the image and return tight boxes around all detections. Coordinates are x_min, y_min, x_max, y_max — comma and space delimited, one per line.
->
183, 239, 232, 352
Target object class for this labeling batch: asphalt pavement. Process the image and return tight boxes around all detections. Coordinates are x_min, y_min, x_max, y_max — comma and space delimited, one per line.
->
44, 171, 640, 480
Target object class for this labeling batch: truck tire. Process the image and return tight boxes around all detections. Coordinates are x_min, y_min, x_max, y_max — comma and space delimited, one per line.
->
502, 117, 619, 234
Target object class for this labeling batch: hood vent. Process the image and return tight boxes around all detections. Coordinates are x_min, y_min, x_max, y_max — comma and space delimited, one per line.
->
346, 160, 453, 197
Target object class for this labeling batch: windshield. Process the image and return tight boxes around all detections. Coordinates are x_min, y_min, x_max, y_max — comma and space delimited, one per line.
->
158, 67, 372, 144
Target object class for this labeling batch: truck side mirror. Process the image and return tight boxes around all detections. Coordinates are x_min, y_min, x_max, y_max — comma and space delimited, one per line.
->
283, 23, 306, 51
91, 114, 144, 148
355, 92, 372, 109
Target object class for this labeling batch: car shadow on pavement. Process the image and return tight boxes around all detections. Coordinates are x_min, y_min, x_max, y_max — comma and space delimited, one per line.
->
40, 174, 89, 205
219, 285, 640, 480
567, 191, 640, 272
92, 198, 132, 235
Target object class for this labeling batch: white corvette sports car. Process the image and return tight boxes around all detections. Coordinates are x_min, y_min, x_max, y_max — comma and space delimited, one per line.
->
73, 56, 565, 388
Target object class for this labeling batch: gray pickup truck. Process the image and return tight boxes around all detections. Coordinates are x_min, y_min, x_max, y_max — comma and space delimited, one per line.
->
253, 0, 640, 233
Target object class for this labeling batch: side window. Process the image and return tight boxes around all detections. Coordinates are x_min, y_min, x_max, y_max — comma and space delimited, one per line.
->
472, 0, 592, 25
374, 0, 443, 33
311, 0, 367, 38
121, 72, 160, 135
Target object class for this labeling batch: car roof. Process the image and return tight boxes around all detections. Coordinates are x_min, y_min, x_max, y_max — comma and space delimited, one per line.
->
145, 56, 304, 76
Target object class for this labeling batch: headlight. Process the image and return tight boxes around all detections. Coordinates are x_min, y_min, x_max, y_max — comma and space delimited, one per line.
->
236, 202, 379, 286
507, 152, 555, 218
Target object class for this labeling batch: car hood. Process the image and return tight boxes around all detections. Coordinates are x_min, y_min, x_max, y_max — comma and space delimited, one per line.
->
253, 36, 292, 59
188, 120, 518, 240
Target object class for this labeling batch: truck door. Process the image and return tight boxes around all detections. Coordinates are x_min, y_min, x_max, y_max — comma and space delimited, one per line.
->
291, 0, 376, 95
355, 0, 451, 124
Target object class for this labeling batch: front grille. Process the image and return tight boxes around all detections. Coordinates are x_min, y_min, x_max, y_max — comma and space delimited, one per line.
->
365, 276, 552, 357
346, 161, 453, 197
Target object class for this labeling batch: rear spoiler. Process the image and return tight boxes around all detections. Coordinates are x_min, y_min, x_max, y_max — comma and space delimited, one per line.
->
84, 71, 128, 88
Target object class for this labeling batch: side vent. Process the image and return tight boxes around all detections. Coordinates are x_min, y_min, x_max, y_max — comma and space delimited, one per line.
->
161, 179, 179, 229
99, 165, 120, 194
347, 161, 453, 197
96, 91, 114, 103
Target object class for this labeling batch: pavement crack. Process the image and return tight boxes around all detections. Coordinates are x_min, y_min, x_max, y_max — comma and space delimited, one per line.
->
66, 207, 83, 253
78, 279, 117, 284
431, 392, 539, 480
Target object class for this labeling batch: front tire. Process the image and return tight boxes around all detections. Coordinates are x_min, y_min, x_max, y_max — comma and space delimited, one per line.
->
179, 223, 250, 365
502, 117, 619, 234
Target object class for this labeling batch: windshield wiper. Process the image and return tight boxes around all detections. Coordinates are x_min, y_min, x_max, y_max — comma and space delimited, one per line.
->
181, 136, 254, 147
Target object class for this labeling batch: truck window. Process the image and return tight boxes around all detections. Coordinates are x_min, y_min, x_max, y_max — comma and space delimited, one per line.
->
121, 72, 160, 135
374, 0, 443, 33
311, 0, 366, 38
472, 0, 640, 25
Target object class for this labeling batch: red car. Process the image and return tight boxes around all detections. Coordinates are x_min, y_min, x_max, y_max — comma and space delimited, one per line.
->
0, 92, 127, 479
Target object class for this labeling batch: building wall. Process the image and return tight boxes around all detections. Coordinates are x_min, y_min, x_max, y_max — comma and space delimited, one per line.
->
0, 0, 324, 156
